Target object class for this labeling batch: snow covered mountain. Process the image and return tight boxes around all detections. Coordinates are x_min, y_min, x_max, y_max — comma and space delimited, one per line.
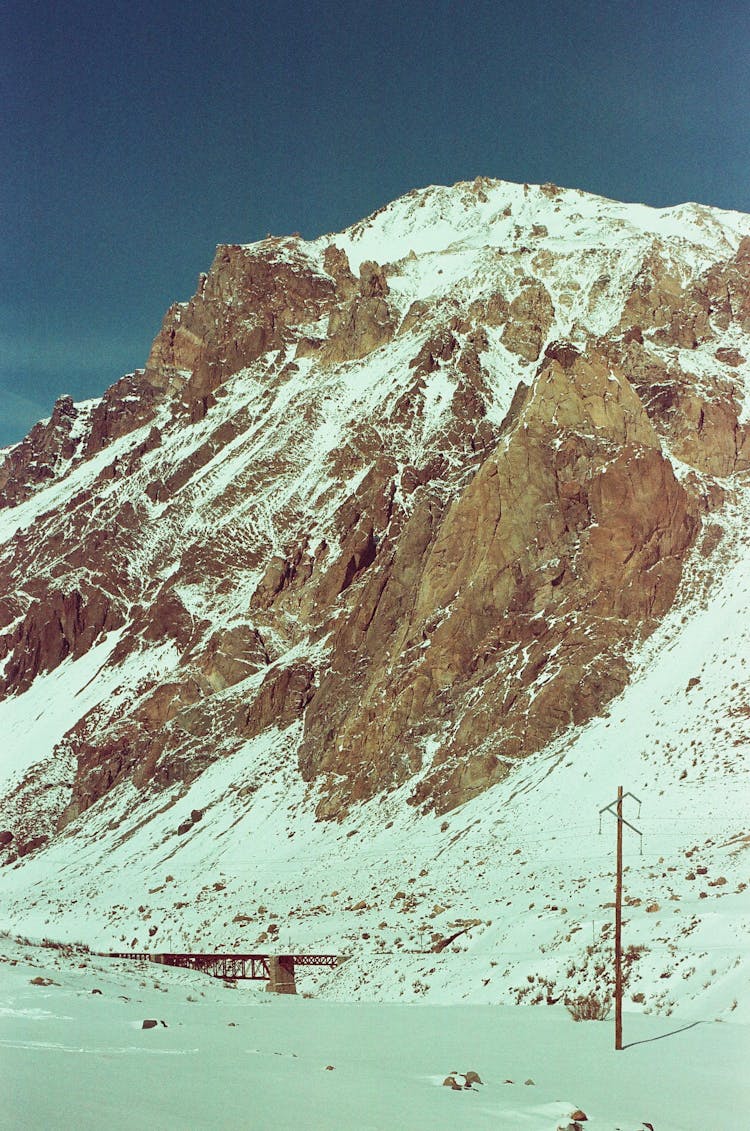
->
1, 177, 748, 1018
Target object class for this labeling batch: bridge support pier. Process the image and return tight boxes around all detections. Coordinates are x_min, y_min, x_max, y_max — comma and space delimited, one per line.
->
267, 955, 296, 994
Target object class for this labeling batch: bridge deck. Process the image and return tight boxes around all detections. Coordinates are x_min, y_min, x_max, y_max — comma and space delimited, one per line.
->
106, 952, 341, 980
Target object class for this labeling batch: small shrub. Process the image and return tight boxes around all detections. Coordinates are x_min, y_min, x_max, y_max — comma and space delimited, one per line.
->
565, 992, 611, 1021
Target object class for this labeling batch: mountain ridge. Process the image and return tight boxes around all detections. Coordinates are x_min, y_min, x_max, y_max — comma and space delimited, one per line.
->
0, 177, 748, 1015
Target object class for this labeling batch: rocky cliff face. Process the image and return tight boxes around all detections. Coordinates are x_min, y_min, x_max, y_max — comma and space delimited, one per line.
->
2, 177, 750, 854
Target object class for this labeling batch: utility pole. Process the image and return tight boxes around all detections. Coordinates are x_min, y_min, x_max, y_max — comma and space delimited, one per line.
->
599, 787, 642, 1050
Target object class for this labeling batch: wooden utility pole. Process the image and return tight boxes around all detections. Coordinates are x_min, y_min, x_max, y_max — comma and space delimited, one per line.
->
599, 787, 642, 1051
614, 786, 624, 1050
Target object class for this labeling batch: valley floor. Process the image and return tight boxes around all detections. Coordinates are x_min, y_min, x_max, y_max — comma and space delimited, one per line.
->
1, 937, 747, 1131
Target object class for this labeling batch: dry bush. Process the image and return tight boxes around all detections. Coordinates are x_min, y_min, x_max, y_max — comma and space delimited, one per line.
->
565, 992, 611, 1021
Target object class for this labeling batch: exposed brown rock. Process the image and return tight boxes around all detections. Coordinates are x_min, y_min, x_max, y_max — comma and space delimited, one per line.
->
300, 349, 699, 815
0, 395, 80, 508
196, 626, 270, 691
609, 338, 748, 476
715, 346, 745, 366
83, 371, 162, 457
319, 259, 396, 365
322, 245, 358, 301
146, 241, 337, 416
1, 588, 124, 696
16, 834, 48, 857
484, 291, 510, 327
398, 299, 431, 336
620, 235, 750, 349
502, 282, 555, 360
619, 246, 692, 343
359, 260, 390, 298
237, 661, 316, 741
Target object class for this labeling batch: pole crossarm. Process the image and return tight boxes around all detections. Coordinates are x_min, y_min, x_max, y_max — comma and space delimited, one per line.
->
599, 790, 642, 817
598, 792, 643, 852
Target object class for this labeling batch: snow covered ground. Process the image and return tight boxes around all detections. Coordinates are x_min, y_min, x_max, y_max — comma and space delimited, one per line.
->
1, 935, 746, 1131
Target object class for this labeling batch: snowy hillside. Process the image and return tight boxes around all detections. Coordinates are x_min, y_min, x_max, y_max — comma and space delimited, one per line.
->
1, 484, 748, 1023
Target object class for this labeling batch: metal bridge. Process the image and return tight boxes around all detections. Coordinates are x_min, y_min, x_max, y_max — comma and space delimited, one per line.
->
106, 951, 342, 993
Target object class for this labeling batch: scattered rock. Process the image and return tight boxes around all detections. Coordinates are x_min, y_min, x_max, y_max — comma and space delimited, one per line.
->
17, 835, 49, 857
142, 1019, 158, 1029
715, 346, 745, 366
176, 808, 205, 836
29, 976, 54, 986
524, 1078, 535, 1086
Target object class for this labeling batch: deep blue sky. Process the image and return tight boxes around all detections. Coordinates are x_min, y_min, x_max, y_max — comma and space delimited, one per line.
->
2, 0, 749, 445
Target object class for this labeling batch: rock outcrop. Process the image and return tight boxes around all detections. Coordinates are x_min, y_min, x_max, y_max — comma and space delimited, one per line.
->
299, 348, 700, 814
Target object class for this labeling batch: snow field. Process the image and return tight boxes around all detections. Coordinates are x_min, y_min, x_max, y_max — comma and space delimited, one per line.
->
1, 936, 747, 1131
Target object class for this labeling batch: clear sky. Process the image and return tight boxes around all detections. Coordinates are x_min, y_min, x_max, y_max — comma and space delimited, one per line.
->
2, 0, 749, 445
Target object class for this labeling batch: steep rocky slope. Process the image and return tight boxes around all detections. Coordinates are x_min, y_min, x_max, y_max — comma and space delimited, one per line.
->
0, 178, 748, 1013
